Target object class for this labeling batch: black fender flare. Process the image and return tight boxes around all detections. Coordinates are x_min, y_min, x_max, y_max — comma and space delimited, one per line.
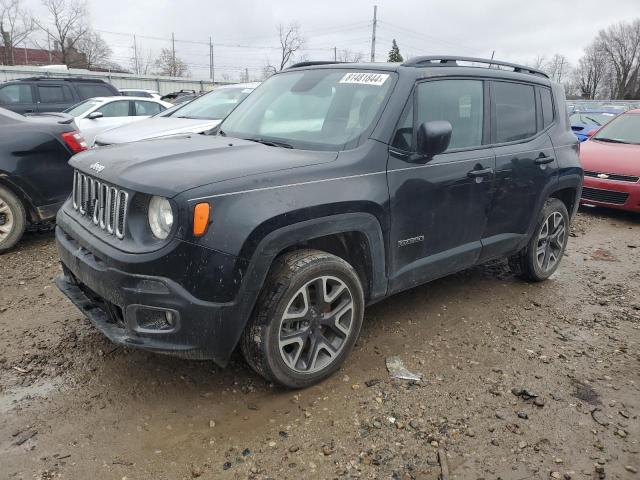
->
218, 212, 387, 363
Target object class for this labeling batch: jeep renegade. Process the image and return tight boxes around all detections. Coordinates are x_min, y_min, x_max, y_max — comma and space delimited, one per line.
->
55, 57, 583, 388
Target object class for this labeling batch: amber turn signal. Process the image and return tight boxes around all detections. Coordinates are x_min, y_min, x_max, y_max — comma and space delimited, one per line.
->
193, 202, 210, 237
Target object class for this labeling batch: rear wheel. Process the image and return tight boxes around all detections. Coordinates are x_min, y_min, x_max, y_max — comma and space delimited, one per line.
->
509, 198, 569, 282
241, 249, 365, 389
0, 186, 26, 254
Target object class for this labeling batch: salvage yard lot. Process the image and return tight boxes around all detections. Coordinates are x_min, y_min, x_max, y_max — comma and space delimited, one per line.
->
0, 208, 638, 479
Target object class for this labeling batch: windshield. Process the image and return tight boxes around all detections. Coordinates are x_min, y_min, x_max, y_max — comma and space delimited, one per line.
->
593, 113, 640, 145
169, 87, 253, 120
64, 99, 101, 116
220, 69, 395, 151
570, 112, 618, 126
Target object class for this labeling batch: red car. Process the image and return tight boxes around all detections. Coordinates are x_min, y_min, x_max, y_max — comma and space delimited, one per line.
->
580, 109, 640, 212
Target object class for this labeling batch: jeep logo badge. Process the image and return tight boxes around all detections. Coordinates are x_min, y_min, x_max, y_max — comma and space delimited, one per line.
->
89, 162, 105, 173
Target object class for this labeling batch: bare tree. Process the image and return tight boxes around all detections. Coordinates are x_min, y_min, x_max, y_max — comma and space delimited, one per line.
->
35, 0, 90, 67
574, 42, 609, 99
530, 55, 546, 70
597, 19, 640, 99
277, 22, 304, 70
75, 29, 110, 69
154, 47, 189, 77
336, 48, 363, 63
131, 47, 155, 75
544, 54, 571, 83
0, 0, 35, 65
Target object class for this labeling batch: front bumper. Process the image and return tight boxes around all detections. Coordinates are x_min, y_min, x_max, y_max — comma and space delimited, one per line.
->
580, 177, 640, 213
56, 225, 242, 364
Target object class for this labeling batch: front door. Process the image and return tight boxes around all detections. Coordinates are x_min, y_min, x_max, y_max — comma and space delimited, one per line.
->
387, 78, 495, 294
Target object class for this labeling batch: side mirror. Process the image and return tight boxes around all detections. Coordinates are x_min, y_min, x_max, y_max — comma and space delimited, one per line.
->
417, 121, 452, 158
586, 128, 598, 138
87, 111, 103, 120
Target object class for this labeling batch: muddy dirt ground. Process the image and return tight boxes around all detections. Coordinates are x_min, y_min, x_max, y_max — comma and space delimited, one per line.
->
0, 208, 638, 480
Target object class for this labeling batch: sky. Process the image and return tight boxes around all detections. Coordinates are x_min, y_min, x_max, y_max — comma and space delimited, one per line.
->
26, 0, 640, 81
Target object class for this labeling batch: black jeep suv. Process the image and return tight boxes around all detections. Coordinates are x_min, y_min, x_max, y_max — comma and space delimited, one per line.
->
55, 57, 582, 388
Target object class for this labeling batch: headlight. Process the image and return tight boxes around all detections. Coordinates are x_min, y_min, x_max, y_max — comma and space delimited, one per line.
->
148, 196, 173, 239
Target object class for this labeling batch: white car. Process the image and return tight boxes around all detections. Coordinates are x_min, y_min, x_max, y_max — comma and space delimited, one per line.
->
94, 82, 260, 146
64, 96, 173, 145
119, 88, 162, 100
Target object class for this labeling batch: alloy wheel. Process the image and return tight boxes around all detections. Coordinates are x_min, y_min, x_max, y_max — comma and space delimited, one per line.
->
278, 275, 354, 373
535, 211, 566, 272
0, 196, 14, 243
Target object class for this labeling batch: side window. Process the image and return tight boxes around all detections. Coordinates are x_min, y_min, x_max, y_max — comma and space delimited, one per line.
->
415, 79, 484, 150
97, 100, 131, 117
37, 85, 66, 103
0, 84, 33, 104
76, 83, 115, 99
134, 101, 163, 116
493, 82, 536, 142
540, 88, 554, 128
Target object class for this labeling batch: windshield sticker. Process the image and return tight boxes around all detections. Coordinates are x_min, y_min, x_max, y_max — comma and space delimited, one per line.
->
339, 72, 389, 86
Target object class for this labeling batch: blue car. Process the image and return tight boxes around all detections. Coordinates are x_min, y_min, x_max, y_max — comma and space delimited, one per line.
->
570, 109, 620, 142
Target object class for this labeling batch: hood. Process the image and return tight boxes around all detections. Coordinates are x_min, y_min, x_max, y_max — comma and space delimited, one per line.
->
94, 117, 222, 145
580, 139, 640, 176
70, 135, 338, 197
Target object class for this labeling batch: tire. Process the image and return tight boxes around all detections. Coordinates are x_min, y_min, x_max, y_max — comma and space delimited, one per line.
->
241, 249, 365, 389
509, 198, 569, 282
0, 185, 26, 254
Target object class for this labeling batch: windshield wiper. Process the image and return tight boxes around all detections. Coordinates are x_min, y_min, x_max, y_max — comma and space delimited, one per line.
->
583, 116, 602, 126
595, 137, 628, 144
244, 137, 293, 149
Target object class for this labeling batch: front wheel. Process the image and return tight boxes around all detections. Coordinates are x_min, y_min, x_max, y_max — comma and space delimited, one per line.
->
509, 198, 569, 282
0, 186, 26, 254
241, 249, 365, 389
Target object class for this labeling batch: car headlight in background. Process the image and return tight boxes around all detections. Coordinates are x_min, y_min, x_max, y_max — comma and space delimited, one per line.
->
148, 196, 173, 239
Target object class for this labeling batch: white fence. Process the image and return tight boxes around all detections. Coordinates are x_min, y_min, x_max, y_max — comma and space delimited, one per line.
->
0, 65, 226, 94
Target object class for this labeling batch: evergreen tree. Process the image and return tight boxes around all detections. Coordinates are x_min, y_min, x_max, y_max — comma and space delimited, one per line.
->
387, 39, 404, 63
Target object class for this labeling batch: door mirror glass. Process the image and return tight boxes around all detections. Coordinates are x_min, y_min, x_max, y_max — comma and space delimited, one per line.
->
417, 121, 452, 158
87, 111, 104, 120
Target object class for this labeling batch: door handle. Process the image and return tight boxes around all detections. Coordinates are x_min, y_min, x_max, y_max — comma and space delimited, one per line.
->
467, 167, 494, 178
535, 155, 555, 165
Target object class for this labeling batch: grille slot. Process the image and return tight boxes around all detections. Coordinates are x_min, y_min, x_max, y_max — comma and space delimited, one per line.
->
582, 186, 629, 205
71, 170, 129, 239
584, 170, 640, 183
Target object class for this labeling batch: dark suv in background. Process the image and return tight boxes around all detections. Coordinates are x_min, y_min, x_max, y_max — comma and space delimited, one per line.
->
55, 57, 582, 388
0, 77, 120, 114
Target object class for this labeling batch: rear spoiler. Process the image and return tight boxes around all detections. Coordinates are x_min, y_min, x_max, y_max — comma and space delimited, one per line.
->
25, 112, 75, 124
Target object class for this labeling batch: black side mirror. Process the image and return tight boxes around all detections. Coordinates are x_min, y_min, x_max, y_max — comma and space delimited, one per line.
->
416, 121, 452, 158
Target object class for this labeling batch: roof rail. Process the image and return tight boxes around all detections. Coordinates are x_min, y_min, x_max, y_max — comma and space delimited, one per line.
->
17, 76, 107, 82
287, 61, 345, 69
402, 56, 549, 79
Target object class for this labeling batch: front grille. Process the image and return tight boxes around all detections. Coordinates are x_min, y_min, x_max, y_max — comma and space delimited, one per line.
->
584, 170, 640, 183
582, 186, 629, 205
72, 170, 129, 239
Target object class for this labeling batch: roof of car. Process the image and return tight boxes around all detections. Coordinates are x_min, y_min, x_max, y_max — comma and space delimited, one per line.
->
572, 109, 622, 114
286, 57, 553, 85
87, 96, 166, 102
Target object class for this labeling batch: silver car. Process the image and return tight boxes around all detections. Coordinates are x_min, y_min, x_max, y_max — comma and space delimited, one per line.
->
93, 82, 260, 146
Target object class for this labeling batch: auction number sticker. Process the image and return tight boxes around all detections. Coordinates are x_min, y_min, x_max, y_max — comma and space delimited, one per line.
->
339, 72, 389, 86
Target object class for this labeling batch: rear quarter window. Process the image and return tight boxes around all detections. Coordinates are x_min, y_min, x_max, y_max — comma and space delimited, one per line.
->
540, 88, 555, 128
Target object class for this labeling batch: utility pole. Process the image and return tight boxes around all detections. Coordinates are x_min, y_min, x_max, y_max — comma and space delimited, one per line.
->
133, 35, 139, 74
209, 36, 214, 82
334, 46, 337, 62
47, 34, 52, 64
171, 32, 176, 75
245, 67, 249, 83
370, 5, 377, 62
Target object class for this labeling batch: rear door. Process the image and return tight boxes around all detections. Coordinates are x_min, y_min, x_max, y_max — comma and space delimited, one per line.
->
387, 78, 496, 293
479, 80, 558, 261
